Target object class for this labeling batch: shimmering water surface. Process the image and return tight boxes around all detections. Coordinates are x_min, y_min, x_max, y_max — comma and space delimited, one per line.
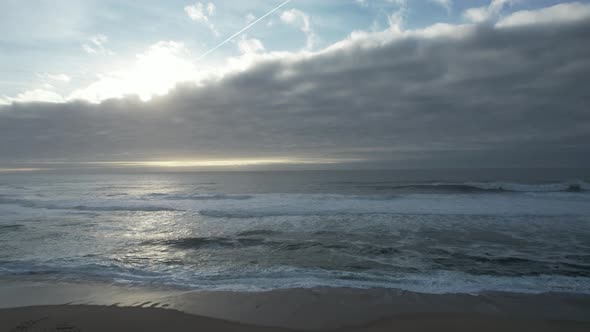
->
1, 169, 590, 294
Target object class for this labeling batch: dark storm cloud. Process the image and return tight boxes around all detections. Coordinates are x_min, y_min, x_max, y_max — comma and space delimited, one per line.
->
1, 16, 590, 168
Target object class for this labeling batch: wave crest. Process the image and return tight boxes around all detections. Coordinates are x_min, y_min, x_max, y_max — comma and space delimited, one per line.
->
374, 181, 589, 193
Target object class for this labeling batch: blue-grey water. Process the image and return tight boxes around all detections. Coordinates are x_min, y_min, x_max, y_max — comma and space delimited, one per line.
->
1, 169, 590, 294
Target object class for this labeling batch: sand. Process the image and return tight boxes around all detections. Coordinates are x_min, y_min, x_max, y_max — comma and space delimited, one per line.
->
2, 305, 590, 332
1, 280, 589, 331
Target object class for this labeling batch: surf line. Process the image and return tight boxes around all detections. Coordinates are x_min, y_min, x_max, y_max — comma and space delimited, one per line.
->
197, 0, 293, 61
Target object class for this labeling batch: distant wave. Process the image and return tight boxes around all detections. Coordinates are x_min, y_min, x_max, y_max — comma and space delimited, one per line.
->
0, 224, 24, 231
199, 209, 367, 219
71, 205, 180, 212
372, 181, 589, 193
146, 193, 253, 201
0, 197, 180, 212
0, 197, 35, 207
144, 236, 406, 256
236, 229, 283, 237
148, 237, 278, 250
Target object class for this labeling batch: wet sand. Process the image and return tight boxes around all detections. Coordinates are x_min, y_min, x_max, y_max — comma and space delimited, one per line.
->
1, 280, 589, 331
2, 305, 590, 332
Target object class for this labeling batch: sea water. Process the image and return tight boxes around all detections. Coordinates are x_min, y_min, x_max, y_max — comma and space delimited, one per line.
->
1, 169, 589, 294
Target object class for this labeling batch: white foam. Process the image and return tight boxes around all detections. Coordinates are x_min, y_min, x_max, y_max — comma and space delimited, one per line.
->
4, 262, 588, 295
2, 190, 590, 216
467, 181, 588, 192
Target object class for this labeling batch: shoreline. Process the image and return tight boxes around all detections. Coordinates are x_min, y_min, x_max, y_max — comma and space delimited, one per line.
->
1, 279, 590, 331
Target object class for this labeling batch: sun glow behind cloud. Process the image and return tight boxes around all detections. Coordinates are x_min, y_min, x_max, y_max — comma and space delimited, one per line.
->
0, 168, 47, 172
69, 41, 201, 102
60, 0, 297, 104
0, 158, 358, 172
88, 158, 344, 168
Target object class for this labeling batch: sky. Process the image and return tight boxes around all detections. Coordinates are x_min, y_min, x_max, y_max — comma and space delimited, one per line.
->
0, 0, 589, 170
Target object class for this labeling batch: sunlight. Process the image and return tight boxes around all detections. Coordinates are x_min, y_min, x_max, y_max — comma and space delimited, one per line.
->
87, 158, 341, 168
0, 168, 46, 172
120, 159, 296, 167
68, 41, 201, 103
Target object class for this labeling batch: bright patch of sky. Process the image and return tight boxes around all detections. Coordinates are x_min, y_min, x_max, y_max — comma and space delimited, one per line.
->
0, 0, 586, 104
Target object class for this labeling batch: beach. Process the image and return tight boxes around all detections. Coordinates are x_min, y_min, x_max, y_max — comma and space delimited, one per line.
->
1, 170, 590, 330
3, 306, 590, 332
1, 280, 590, 331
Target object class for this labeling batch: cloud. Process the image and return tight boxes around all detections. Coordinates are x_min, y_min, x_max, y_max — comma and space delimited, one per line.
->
82, 34, 112, 55
280, 9, 318, 50
1, 3, 590, 168
355, 0, 407, 21
245, 13, 256, 24
184, 2, 219, 36
355, 0, 368, 8
387, 0, 407, 7
39, 73, 71, 83
496, 2, 590, 28
69, 41, 199, 102
2, 89, 65, 104
356, 0, 407, 7
207, 2, 216, 16
237, 35, 265, 54
431, 0, 452, 13
463, 0, 515, 23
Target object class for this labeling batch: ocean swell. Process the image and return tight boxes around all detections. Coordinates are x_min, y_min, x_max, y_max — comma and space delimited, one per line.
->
372, 181, 590, 193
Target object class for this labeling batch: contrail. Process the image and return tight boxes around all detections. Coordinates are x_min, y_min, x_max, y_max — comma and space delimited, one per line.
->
197, 0, 293, 60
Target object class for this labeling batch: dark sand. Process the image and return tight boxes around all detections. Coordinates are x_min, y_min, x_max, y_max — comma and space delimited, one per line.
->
1, 280, 589, 331
2, 306, 590, 332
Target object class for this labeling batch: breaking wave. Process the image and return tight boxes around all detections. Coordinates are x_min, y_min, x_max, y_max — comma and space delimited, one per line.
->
373, 181, 590, 193
2, 261, 590, 295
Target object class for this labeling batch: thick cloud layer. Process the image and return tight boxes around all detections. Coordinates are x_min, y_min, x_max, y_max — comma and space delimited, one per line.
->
1, 8, 590, 168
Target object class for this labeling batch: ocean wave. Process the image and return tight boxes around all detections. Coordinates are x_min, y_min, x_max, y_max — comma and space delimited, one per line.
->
5, 190, 590, 217
199, 209, 366, 219
0, 197, 40, 207
71, 205, 180, 212
144, 237, 329, 252
467, 181, 589, 193
146, 193, 253, 201
146, 237, 274, 249
141, 236, 406, 256
236, 229, 283, 237
371, 181, 589, 193
2, 261, 589, 295
198, 194, 590, 218
0, 224, 24, 231
0, 197, 180, 212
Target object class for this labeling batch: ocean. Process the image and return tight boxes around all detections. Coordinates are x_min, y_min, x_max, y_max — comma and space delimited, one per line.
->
1, 169, 589, 294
